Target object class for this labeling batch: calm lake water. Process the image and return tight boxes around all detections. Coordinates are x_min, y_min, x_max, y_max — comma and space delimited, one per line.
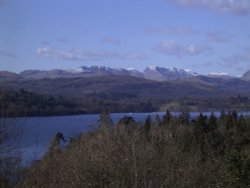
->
3, 111, 250, 165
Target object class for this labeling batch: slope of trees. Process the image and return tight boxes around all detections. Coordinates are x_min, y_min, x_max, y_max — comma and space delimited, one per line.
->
0, 89, 84, 117
0, 88, 156, 117
15, 111, 250, 188
1, 75, 250, 117
1, 87, 250, 117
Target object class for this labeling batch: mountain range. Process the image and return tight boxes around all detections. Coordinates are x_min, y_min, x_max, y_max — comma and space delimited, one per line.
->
2, 65, 247, 81
1, 66, 250, 115
1, 65, 249, 82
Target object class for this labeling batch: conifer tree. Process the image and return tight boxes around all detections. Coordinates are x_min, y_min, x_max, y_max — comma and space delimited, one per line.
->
162, 110, 172, 126
208, 112, 217, 132
144, 115, 151, 133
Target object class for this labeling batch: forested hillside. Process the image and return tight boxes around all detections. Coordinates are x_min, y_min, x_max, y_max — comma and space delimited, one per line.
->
1, 75, 250, 116
0, 89, 84, 117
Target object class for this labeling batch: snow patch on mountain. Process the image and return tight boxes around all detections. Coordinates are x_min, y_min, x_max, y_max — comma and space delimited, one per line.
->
209, 72, 228, 76
14, 65, 200, 81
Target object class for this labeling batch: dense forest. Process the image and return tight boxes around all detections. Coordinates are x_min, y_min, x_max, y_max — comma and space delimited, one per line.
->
1, 111, 249, 187
0, 88, 155, 117
0, 89, 85, 117
1, 74, 250, 117
1, 87, 250, 117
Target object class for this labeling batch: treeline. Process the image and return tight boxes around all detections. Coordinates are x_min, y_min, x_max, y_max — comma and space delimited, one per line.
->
0, 88, 156, 117
2, 75, 250, 116
0, 89, 85, 117
3, 110, 248, 187
159, 96, 250, 112
2, 88, 250, 118
1, 87, 250, 118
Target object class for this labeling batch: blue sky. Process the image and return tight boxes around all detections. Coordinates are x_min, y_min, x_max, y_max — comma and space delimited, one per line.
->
1, 0, 250, 76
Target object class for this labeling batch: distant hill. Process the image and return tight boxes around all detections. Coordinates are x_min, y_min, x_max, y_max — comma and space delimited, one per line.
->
2, 66, 249, 81
5, 66, 197, 81
1, 73, 250, 115
1, 67, 250, 116
0, 89, 84, 117
143, 66, 197, 81
242, 70, 250, 81
0, 71, 20, 80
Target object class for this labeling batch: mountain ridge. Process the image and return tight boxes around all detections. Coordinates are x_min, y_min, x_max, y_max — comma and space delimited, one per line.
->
242, 70, 250, 81
2, 65, 248, 82
1, 74, 250, 115
1, 65, 248, 82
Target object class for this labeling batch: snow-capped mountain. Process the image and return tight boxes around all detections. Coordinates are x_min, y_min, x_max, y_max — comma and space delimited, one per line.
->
72, 65, 198, 81
17, 66, 198, 81
143, 66, 197, 81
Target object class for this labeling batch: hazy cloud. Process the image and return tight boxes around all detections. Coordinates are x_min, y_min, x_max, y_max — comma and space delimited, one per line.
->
102, 37, 121, 46
171, 0, 250, 15
41, 40, 51, 46
144, 26, 194, 36
207, 31, 232, 43
57, 38, 70, 44
121, 53, 148, 60
0, 50, 18, 59
36, 47, 147, 61
37, 47, 83, 61
155, 40, 212, 57
223, 47, 250, 65
194, 62, 214, 67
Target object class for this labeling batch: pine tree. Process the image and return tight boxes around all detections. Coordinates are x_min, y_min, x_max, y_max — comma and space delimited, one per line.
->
154, 114, 162, 127
162, 110, 172, 126
144, 115, 151, 133
208, 112, 217, 132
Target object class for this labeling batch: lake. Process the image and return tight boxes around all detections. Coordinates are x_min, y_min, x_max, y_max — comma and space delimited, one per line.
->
7, 112, 165, 165
3, 111, 250, 165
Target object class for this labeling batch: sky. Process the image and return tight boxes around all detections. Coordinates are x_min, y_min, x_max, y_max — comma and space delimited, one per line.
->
1, 0, 250, 76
